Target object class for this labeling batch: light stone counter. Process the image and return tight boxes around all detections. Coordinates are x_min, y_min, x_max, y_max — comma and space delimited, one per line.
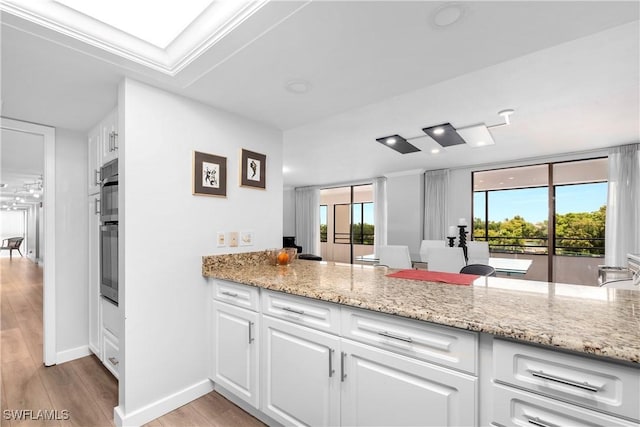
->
202, 252, 640, 364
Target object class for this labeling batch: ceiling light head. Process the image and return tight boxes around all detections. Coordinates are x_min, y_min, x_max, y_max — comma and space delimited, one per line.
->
34, 194, 41, 198
431, 148, 440, 154
285, 79, 312, 94
457, 124, 495, 148
431, 3, 466, 28
498, 109, 515, 125
422, 123, 466, 147
375, 135, 421, 154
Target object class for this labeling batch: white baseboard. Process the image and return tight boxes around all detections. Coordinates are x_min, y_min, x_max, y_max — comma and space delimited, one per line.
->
113, 379, 213, 427
56, 345, 91, 364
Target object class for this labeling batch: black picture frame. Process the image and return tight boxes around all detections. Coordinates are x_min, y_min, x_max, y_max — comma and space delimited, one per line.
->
193, 151, 227, 197
240, 149, 266, 189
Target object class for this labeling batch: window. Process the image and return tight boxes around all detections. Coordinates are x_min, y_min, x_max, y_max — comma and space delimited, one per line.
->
352, 202, 374, 245
320, 205, 327, 242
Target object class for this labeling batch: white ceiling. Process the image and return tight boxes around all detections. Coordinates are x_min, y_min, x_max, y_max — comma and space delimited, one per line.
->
1, 1, 638, 188
0, 129, 44, 210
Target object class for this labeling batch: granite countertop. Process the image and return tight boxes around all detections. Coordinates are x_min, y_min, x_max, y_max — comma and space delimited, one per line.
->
202, 252, 640, 364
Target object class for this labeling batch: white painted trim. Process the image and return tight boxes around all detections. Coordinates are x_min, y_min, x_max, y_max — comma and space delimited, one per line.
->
56, 345, 91, 364
113, 379, 214, 427
384, 168, 426, 178
1, 117, 56, 366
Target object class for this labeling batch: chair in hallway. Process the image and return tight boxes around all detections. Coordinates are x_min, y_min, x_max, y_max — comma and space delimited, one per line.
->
460, 264, 496, 277
1, 237, 24, 259
376, 245, 412, 269
466, 241, 490, 265
418, 240, 446, 263
426, 247, 466, 273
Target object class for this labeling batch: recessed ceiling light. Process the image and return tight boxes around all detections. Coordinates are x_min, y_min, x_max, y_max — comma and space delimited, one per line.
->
431, 148, 440, 154
282, 166, 290, 174
508, 177, 514, 180
432, 3, 466, 28
34, 194, 41, 198
285, 79, 312, 94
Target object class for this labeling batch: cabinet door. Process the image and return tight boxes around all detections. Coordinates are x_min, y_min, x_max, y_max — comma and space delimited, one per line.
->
87, 126, 101, 194
88, 195, 101, 356
212, 300, 259, 408
340, 339, 477, 427
101, 108, 118, 164
261, 315, 340, 427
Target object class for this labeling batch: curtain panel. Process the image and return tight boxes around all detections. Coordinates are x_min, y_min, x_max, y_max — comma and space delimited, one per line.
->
295, 186, 321, 256
423, 169, 449, 240
373, 177, 387, 253
605, 143, 640, 266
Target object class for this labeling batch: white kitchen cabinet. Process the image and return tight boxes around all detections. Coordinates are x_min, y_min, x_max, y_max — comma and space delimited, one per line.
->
100, 108, 118, 165
88, 194, 101, 356
261, 315, 341, 427
211, 299, 259, 408
87, 124, 101, 195
340, 338, 477, 427
102, 329, 120, 379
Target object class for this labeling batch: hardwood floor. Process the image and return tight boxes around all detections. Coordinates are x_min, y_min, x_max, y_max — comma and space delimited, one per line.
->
1, 258, 265, 427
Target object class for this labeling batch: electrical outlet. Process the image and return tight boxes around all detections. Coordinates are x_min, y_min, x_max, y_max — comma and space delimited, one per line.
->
240, 231, 254, 246
217, 232, 226, 247
229, 232, 239, 247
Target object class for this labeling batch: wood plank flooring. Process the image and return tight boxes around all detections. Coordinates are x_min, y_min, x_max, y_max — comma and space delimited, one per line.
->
1, 258, 265, 427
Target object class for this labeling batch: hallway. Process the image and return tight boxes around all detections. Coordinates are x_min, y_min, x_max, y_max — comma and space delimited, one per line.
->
0, 258, 263, 427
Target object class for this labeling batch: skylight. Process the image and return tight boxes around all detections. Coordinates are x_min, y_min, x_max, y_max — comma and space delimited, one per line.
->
54, 0, 214, 48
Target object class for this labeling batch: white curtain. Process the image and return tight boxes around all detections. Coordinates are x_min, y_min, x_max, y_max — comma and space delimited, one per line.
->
605, 143, 640, 266
373, 177, 387, 254
423, 169, 449, 240
295, 186, 320, 256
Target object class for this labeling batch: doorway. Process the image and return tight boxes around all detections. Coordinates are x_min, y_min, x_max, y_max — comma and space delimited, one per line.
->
1, 117, 56, 365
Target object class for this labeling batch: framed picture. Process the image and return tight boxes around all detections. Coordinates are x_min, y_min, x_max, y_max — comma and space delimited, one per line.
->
193, 151, 227, 197
240, 149, 266, 189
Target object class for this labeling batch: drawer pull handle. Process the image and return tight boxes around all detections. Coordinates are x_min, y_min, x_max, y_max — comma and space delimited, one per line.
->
282, 306, 305, 315
221, 291, 238, 298
248, 321, 254, 344
328, 348, 335, 378
108, 357, 119, 366
378, 331, 413, 343
340, 352, 347, 382
526, 416, 559, 427
529, 370, 600, 392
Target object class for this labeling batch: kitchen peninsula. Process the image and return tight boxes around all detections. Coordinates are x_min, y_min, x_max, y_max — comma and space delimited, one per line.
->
203, 252, 640, 427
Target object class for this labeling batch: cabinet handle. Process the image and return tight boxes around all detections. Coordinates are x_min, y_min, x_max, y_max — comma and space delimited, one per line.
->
94, 169, 101, 185
108, 132, 113, 152
378, 331, 413, 343
221, 291, 238, 298
113, 131, 118, 150
328, 348, 335, 378
94, 198, 101, 215
282, 306, 305, 315
248, 321, 254, 344
526, 416, 559, 427
108, 357, 119, 366
340, 352, 347, 382
529, 370, 600, 392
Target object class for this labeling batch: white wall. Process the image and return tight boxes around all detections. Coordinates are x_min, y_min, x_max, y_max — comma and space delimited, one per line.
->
386, 170, 424, 255
54, 128, 89, 356
119, 79, 283, 423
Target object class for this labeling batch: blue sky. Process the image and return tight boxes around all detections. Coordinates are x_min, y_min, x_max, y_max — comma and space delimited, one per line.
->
474, 182, 607, 223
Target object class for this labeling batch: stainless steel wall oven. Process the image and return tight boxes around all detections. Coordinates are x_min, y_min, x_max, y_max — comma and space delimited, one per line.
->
100, 159, 118, 304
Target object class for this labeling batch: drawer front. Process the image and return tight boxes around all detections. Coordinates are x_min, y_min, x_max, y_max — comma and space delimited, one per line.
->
261, 290, 341, 335
214, 280, 260, 312
493, 339, 640, 421
341, 307, 478, 374
492, 383, 636, 427
103, 330, 120, 379
101, 296, 120, 337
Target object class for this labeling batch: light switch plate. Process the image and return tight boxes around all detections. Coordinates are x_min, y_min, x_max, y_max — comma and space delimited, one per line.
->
229, 232, 239, 247
240, 231, 253, 246
217, 232, 226, 247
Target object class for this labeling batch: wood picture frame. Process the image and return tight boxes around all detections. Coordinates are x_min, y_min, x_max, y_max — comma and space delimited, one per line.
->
193, 151, 227, 197
240, 149, 266, 189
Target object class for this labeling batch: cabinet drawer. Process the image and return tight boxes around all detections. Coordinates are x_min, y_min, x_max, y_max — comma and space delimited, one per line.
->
103, 330, 120, 379
214, 280, 260, 312
101, 296, 120, 337
341, 307, 478, 374
493, 339, 640, 421
492, 383, 636, 427
261, 290, 341, 335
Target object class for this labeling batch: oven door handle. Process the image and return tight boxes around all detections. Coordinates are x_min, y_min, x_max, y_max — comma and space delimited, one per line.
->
101, 224, 118, 232
102, 176, 119, 186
